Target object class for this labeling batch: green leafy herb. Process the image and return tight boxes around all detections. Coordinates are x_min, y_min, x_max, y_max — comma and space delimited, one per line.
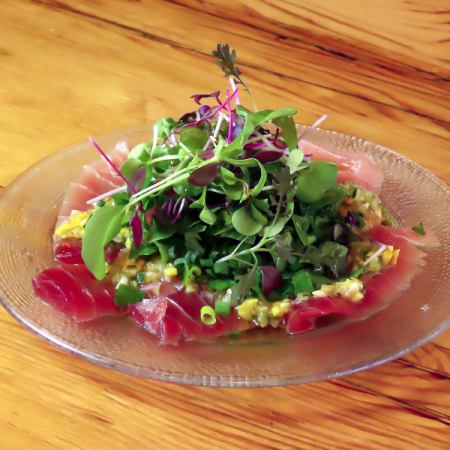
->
114, 284, 145, 309
286, 149, 304, 174
232, 205, 264, 236
180, 126, 208, 150
412, 222, 426, 236
82, 205, 125, 280
296, 161, 338, 203
292, 270, 314, 293
273, 116, 298, 150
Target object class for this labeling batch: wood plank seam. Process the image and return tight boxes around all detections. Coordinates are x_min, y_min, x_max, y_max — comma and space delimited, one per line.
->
331, 379, 450, 425
30, 0, 450, 128
162, 0, 450, 82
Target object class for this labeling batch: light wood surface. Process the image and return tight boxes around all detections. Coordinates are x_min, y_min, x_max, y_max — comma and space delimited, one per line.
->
0, 1, 449, 449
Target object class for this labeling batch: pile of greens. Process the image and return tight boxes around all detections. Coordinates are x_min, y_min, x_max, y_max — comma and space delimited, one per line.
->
82, 44, 364, 305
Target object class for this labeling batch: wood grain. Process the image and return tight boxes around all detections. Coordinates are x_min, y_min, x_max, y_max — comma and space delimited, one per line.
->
0, 0, 449, 448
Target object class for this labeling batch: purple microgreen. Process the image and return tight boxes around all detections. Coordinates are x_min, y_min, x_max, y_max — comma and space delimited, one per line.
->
244, 141, 267, 150
88, 137, 137, 194
198, 105, 211, 116
178, 111, 196, 123
188, 163, 219, 186
191, 90, 220, 105
333, 223, 344, 241
200, 150, 215, 160
165, 89, 238, 145
269, 138, 288, 150
130, 205, 143, 248
253, 150, 284, 163
260, 265, 282, 296
226, 89, 234, 143
130, 167, 147, 191
231, 122, 243, 140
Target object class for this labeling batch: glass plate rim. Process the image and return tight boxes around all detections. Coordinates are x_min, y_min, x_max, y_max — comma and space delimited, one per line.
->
1, 124, 449, 387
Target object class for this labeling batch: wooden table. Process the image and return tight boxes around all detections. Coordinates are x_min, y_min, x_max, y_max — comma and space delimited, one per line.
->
1, 1, 449, 448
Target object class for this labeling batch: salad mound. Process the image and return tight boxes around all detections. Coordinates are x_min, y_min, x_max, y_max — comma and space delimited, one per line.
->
32, 44, 435, 345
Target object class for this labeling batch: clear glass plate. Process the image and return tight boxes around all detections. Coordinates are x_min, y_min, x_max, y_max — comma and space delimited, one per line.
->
0, 125, 448, 387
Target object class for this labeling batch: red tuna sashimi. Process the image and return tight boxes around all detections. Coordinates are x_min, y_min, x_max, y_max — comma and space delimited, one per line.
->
285, 296, 356, 334
376, 226, 439, 248
285, 225, 432, 334
300, 140, 384, 193
57, 142, 130, 222
54, 237, 123, 265
131, 288, 248, 345
32, 264, 121, 322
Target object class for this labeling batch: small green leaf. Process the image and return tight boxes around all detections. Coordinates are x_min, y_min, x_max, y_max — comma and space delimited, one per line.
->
147, 221, 175, 243
221, 182, 243, 200
200, 207, 217, 225
232, 205, 264, 236
296, 161, 338, 203
292, 215, 316, 246
155, 117, 177, 139
249, 160, 267, 197
273, 116, 298, 150
264, 215, 290, 238
264, 203, 294, 238
286, 149, 304, 174
82, 205, 125, 280
129, 143, 150, 161
250, 203, 268, 226
412, 222, 426, 236
114, 284, 145, 309
292, 271, 314, 293
180, 126, 208, 150
190, 187, 207, 209
252, 198, 270, 213
220, 166, 238, 185
120, 157, 143, 179
231, 267, 257, 302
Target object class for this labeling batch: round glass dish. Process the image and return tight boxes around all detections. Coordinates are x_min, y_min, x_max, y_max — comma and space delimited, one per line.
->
0, 125, 449, 387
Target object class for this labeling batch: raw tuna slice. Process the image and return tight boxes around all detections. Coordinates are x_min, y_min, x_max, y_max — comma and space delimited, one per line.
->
54, 238, 123, 265
131, 288, 248, 345
285, 296, 356, 334
300, 140, 384, 193
285, 225, 434, 334
376, 226, 439, 248
32, 264, 121, 322
57, 142, 130, 222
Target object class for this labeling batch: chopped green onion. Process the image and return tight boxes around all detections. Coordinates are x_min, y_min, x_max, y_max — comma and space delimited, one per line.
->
214, 300, 231, 317
208, 279, 234, 291
200, 305, 217, 325
350, 268, 364, 278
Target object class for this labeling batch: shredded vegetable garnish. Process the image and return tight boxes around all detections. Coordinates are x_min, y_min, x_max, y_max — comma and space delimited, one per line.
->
36, 42, 431, 345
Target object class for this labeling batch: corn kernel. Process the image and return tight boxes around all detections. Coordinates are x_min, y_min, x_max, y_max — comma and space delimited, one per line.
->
163, 267, 178, 278
391, 249, 400, 265
236, 299, 259, 321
